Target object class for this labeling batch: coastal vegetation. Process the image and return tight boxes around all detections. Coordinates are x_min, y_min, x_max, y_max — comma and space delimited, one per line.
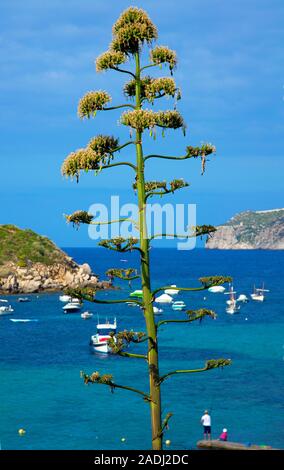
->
63, 7, 232, 450
0, 224, 66, 266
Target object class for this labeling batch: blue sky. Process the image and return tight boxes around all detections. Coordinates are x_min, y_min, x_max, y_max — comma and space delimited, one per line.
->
0, 0, 283, 247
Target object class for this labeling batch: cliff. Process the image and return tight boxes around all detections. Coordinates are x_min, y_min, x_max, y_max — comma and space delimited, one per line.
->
206, 209, 284, 250
0, 225, 109, 293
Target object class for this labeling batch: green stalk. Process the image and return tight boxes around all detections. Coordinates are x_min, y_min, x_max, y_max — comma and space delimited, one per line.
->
134, 51, 162, 450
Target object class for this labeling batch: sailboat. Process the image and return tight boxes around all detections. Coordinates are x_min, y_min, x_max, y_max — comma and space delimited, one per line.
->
224, 285, 240, 314
251, 283, 269, 302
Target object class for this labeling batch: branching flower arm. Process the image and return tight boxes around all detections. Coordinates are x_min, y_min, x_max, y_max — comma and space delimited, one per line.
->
82, 371, 150, 401
157, 308, 217, 329
158, 359, 232, 385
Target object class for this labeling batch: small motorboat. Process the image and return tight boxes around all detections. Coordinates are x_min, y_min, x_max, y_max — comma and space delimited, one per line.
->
237, 294, 249, 303
10, 319, 38, 323
59, 295, 72, 302
155, 293, 173, 304
172, 300, 186, 311
164, 285, 179, 295
126, 301, 140, 307
90, 318, 117, 354
81, 311, 93, 320
208, 286, 226, 293
18, 297, 31, 303
153, 306, 163, 315
129, 289, 143, 299
63, 302, 82, 313
0, 304, 14, 315
251, 284, 269, 302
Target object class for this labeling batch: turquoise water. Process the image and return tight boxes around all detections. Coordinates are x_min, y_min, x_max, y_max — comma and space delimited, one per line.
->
0, 249, 283, 450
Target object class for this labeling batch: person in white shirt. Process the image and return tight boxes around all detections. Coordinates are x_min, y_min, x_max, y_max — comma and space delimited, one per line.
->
201, 410, 211, 440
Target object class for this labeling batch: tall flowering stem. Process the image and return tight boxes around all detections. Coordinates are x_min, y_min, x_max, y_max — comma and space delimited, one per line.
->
62, 7, 231, 451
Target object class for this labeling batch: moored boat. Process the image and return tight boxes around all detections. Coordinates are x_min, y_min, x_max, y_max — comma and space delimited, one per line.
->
63, 302, 82, 313
90, 318, 117, 354
172, 300, 186, 311
225, 285, 240, 314
164, 285, 179, 295
0, 305, 14, 315
81, 311, 93, 320
129, 289, 143, 299
18, 297, 31, 303
155, 293, 173, 304
251, 283, 269, 302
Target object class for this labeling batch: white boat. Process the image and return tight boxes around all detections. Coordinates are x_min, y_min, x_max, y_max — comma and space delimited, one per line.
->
155, 293, 173, 304
172, 300, 186, 311
164, 285, 179, 295
251, 284, 269, 302
153, 306, 163, 315
59, 295, 72, 302
63, 302, 82, 313
81, 311, 93, 320
18, 297, 31, 303
90, 318, 117, 354
237, 294, 249, 303
224, 286, 240, 314
0, 305, 14, 315
208, 286, 226, 293
10, 319, 38, 323
59, 295, 80, 303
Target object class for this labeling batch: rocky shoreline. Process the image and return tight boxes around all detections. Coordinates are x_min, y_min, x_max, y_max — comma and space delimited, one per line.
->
0, 260, 112, 295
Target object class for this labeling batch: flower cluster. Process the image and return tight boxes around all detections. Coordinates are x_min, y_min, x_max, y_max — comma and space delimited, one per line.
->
186, 143, 216, 157
108, 330, 146, 354
205, 359, 232, 370
190, 225, 217, 238
96, 50, 127, 72
62, 146, 114, 181
121, 109, 185, 133
66, 210, 94, 228
199, 276, 232, 287
186, 308, 217, 321
170, 179, 189, 192
111, 7, 157, 55
64, 287, 96, 302
99, 237, 139, 252
145, 77, 177, 102
82, 371, 114, 385
62, 135, 119, 181
150, 46, 177, 72
78, 91, 111, 118
88, 135, 119, 156
106, 268, 139, 281
120, 109, 157, 132
133, 180, 167, 192
123, 76, 152, 99
124, 77, 180, 104
155, 110, 185, 130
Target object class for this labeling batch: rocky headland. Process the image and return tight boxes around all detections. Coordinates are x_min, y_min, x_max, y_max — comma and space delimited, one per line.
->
0, 225, 111, 294
206, 209, 284, 250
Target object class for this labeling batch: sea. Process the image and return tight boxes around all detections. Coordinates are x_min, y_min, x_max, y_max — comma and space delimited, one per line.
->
0, 248, 283, 450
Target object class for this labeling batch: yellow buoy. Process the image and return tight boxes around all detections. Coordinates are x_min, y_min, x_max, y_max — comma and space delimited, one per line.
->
165, 439, 171, 446
18, 428, 26, 436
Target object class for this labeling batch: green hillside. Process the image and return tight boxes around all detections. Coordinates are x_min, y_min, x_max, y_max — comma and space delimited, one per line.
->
0, 225, 67, 266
